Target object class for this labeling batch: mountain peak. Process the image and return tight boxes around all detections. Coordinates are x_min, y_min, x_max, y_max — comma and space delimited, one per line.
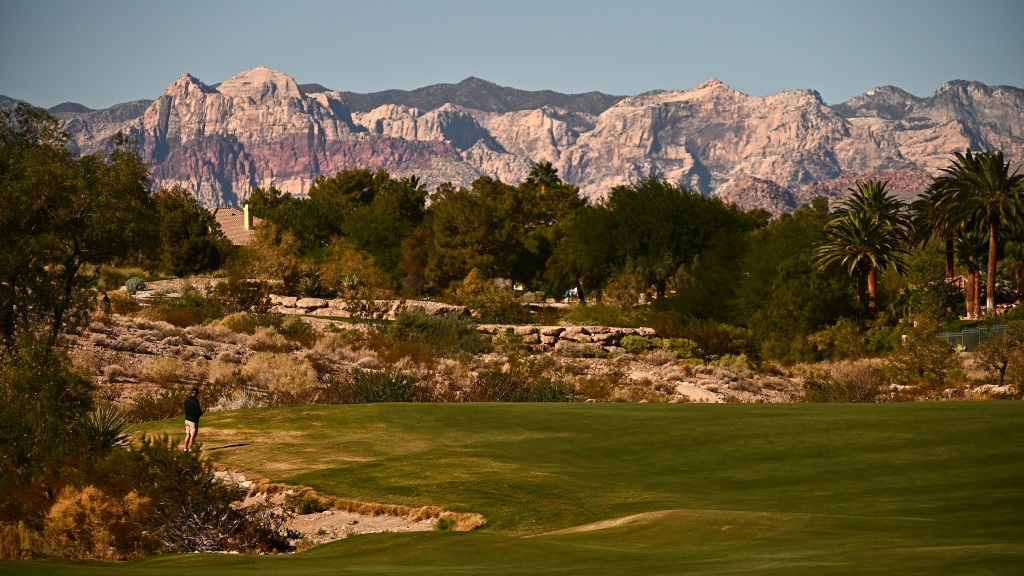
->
217, 66, 302, 102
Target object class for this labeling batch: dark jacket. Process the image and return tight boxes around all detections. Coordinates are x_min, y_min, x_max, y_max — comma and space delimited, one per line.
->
185, 395, 204, 423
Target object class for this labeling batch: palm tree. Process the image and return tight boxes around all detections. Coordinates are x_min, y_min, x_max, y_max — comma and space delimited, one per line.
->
912, 181, 961, 279
931, 150, 1024, 313
526, 161, 560, 195
955, 231, 988, 319
815, 180, 911, 316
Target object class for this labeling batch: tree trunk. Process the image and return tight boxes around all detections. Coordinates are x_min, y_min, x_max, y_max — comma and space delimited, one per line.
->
945, 236, 955, 279
988, 215, 999, 313
867, 266, 878, 316
974, 269, 982, 319
965, 270, 975, 319
855, 272, 866, 314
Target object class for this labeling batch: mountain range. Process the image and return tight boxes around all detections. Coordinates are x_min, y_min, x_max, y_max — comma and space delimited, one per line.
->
6, 67, 1023, 214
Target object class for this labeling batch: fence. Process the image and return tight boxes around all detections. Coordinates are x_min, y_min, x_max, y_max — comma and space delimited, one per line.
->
936, 324, 1006, 351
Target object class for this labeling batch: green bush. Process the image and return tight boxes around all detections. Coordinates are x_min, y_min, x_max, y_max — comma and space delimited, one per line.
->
124, 277, 146, 295
340, 369, 419, 403
435, 516, 457, 531
469, 361, 573, 402
374, 309, 489, 362
561, 303, 642, 328
286, 493, 325, 515
802, 377, 879, 403
621, 335, 654, 355
211, 279, 272, 315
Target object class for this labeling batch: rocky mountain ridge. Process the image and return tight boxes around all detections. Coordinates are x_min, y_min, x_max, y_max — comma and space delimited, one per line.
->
8, 67, 1023, 213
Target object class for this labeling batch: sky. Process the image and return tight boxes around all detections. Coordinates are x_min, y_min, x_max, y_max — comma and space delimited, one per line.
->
2, 0, 1022, 110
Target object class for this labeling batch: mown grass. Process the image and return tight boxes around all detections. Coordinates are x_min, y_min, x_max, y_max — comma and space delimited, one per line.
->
5, 402, 1023, 575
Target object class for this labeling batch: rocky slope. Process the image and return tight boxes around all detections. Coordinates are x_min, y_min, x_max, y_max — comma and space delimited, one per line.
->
12, 67, 1023, 214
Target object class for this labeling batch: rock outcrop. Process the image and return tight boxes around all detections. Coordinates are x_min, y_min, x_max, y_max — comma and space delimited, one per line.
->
37, 68, 1024, 214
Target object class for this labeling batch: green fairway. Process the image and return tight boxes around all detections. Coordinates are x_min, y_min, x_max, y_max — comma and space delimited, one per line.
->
5, 402, 1023, 575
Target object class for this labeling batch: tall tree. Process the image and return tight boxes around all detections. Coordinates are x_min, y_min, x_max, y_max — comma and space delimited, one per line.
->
0, 104, 157, 346
929, 150, 1024, 313
815, 180, 911, 316
152, 186, 228, 276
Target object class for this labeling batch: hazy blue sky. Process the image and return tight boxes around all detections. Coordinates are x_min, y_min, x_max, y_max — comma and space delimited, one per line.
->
2, 0, 1022, 109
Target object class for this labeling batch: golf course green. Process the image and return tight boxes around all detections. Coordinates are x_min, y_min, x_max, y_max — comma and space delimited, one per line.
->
4, 401, 1023, 575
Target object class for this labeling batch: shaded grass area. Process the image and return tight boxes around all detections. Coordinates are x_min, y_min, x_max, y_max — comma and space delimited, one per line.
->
6, 402, 1023, 575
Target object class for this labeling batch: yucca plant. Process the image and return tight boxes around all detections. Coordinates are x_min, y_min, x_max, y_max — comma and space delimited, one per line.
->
76, 403, 131, 455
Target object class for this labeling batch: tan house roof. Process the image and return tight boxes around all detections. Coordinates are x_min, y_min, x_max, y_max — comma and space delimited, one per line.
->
211, 206, 262, 246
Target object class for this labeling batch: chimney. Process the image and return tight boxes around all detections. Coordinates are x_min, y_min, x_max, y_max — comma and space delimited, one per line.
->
243, 203, 253, 230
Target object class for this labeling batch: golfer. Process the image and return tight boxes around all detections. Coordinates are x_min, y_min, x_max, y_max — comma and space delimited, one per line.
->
184, 387, 204, 452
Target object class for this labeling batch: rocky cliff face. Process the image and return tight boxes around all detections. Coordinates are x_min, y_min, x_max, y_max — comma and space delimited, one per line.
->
42, 67, 1024, 214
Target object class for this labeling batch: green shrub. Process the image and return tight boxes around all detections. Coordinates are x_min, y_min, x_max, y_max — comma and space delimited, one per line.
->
340, 369, 418, 403
469, 360, 573, 402
286, 493, 325, 515
277, 316, 317, 347
435, 515, 457, 531
211, 279, 272, 315
621, 335, 654, 355
802, 377, 879, 403
375, 309, 489, 363
100, 269, 128, 292
561, 303, 641, 328
124, 277, 146, 295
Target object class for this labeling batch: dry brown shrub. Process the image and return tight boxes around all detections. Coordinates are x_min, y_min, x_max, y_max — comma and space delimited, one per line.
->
140, 305, 201, 328
43, 485, 153, 560
109, 336, 150, 353
613, 382, 667, 403
574, 370, 623, 401
241, 353, 317, 394
187, 323, 242, 344
0, 522, 33, 560
207, 361, 242, 386
217, 312, 259, 335
248, 327, 295, 353
642, 349, 678, 366
146, 357, 187, 385
354, 352, 381, 370
108, 291, 141, 315
104, 364, 128, 383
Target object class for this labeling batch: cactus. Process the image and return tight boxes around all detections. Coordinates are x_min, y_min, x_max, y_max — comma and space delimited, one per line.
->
124, 277, 146, 295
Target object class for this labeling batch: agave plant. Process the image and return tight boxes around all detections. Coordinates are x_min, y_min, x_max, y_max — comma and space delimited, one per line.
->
75, 403, 132, 454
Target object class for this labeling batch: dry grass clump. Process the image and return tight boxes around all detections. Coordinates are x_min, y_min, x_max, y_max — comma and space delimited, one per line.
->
146, 357, 188, 386
103, 364, 129, 383
217, 312, 260, 335
612, 381, 667, 403
247, 328, 296, 353
107, 336, 150, 354
573, 369, 622, 401
414, 358, 473, 402
642, 349, 678, 366
107, 291, 141, 315
241, 352, 317, 394
187, 323, 243, 344
43, 485, 153, 560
